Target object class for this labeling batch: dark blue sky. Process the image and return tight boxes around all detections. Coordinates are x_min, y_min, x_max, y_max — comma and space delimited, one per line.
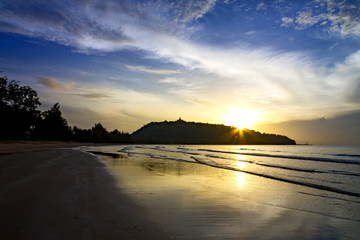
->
0, 0, 359, 143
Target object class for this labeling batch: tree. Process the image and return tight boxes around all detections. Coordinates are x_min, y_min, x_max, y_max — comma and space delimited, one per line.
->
38, 103, 72, 140
108, 129, 131, 143
92, 123, 109, 143
0, 76, 41, 138
72, 126, 93, 142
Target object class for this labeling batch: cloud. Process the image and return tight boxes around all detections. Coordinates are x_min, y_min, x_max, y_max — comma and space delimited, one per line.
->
255, 111, 360, 144
0, 0, 216, 51
71, 49, 93, 55
158, 77, 183, 84
124, 25, 360, 122
0, 1, 134, 50
281, 17, 294, 27
295, 8, 325, 28
244, 30, 256, 35
256, 2, 267, 11
348, 79, 360, 103
37, 76, 118, 101
169, 0, 216, 23
292, 0, 360, 36
2, 0, 359, 127
0, 1, 133, 45
327, 50, 360, 104
126, 65, 183, 75
37, 77, 74, 90
75, 93, 113, 99
219, 0, 359, 37
142, 0, 216, 27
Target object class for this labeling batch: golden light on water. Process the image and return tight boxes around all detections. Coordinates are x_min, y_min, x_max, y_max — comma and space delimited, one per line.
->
223, 108, 258, 129
235, 155, 247, 189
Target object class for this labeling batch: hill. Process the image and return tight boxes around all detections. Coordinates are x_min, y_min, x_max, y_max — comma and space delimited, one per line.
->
131, 119, 296, 145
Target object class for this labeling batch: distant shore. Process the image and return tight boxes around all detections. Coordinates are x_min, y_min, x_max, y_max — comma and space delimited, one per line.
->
0, 146, 173, 239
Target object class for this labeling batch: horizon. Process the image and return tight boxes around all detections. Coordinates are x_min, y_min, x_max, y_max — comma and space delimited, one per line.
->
1, 0, 359, 145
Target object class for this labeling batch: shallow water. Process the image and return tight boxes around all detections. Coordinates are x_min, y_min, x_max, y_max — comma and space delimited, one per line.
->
80, 145, 360, 239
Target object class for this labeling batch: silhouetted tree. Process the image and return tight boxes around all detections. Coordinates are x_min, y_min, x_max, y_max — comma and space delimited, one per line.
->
71, 125, 131, 143
0, 75, 132, 142
72, 126, 92, 142
37, 103, 72, 140
92, 123, 109, 143
0, 75, 41, 138
108, 129, 131, 143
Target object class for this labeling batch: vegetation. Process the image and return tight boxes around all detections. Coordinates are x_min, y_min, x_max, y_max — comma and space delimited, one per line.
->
72, 123, 131, 143
0, 76, 41, 139
32, 103, 72, 140
0, 75, 131, 143
0, 75, 295, 144
132, 118, 296, 145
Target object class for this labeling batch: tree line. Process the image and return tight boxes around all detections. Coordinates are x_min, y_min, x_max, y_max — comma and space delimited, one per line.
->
0, 75, 131, 143
132, 118, 296, 145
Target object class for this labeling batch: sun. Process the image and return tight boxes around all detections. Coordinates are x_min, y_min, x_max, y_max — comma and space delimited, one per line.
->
223, 108, 258, 129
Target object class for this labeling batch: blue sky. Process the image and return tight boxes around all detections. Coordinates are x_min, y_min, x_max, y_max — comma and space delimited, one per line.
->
1, 0, 359, 142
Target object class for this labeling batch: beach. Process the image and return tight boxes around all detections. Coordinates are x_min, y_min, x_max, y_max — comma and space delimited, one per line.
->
1, 143, 360, 239
0, 145, 173, 239
0, 141, 96, 155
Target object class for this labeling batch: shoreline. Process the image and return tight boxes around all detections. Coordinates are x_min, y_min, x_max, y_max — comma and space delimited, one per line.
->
0, 147, 174, 239
2, 143, 359, 239
89, 145, 360, 239
0, 141, 98, 155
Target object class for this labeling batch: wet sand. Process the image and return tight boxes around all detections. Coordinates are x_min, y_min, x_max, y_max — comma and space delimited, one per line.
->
0, 147, 173, 239
0, 141, 100, 155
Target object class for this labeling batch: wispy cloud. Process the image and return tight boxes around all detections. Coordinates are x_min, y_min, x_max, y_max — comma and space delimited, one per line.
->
37, 77, 74, 90
328, 50, 360, 104
75, 93, 113, 99
143, 0, 216, 25
2, 0, 359, 127
126, 65, 183, 75
0, 0, 216, 51
126, 27, 359, 121
71, 49, 93, 55
38, 76, 116, 100
244, 30, 256, 35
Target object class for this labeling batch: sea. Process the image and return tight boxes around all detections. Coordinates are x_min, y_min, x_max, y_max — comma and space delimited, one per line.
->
116, 144, 360, 197
81, 144, 360, 239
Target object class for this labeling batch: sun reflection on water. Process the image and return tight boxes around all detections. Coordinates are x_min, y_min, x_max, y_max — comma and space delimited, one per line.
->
235, 155, 247, 190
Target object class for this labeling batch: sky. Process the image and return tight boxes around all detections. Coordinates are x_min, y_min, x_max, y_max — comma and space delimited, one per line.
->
0, 0, 359, 144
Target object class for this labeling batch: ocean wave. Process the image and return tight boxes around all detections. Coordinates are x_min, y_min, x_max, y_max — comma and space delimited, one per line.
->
116, 145, 360, 198
197, 148, 360, 165
118, 148, 197, 164
119, 146, 360, 177
190, 156, 360, 198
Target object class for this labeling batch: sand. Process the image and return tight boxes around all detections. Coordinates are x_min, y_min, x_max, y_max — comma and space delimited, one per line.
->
0, 141, 95, 155
0, 146, 174, 239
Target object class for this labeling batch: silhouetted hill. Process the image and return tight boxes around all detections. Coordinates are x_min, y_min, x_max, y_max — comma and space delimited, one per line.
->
131, 119, 296, 145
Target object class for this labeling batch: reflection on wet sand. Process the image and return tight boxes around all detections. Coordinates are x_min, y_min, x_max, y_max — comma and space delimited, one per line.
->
234, 155, 247, 190
85, 146, 360, 240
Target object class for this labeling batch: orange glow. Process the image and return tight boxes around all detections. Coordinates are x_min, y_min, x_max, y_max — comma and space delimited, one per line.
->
223, 108, 258, 129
